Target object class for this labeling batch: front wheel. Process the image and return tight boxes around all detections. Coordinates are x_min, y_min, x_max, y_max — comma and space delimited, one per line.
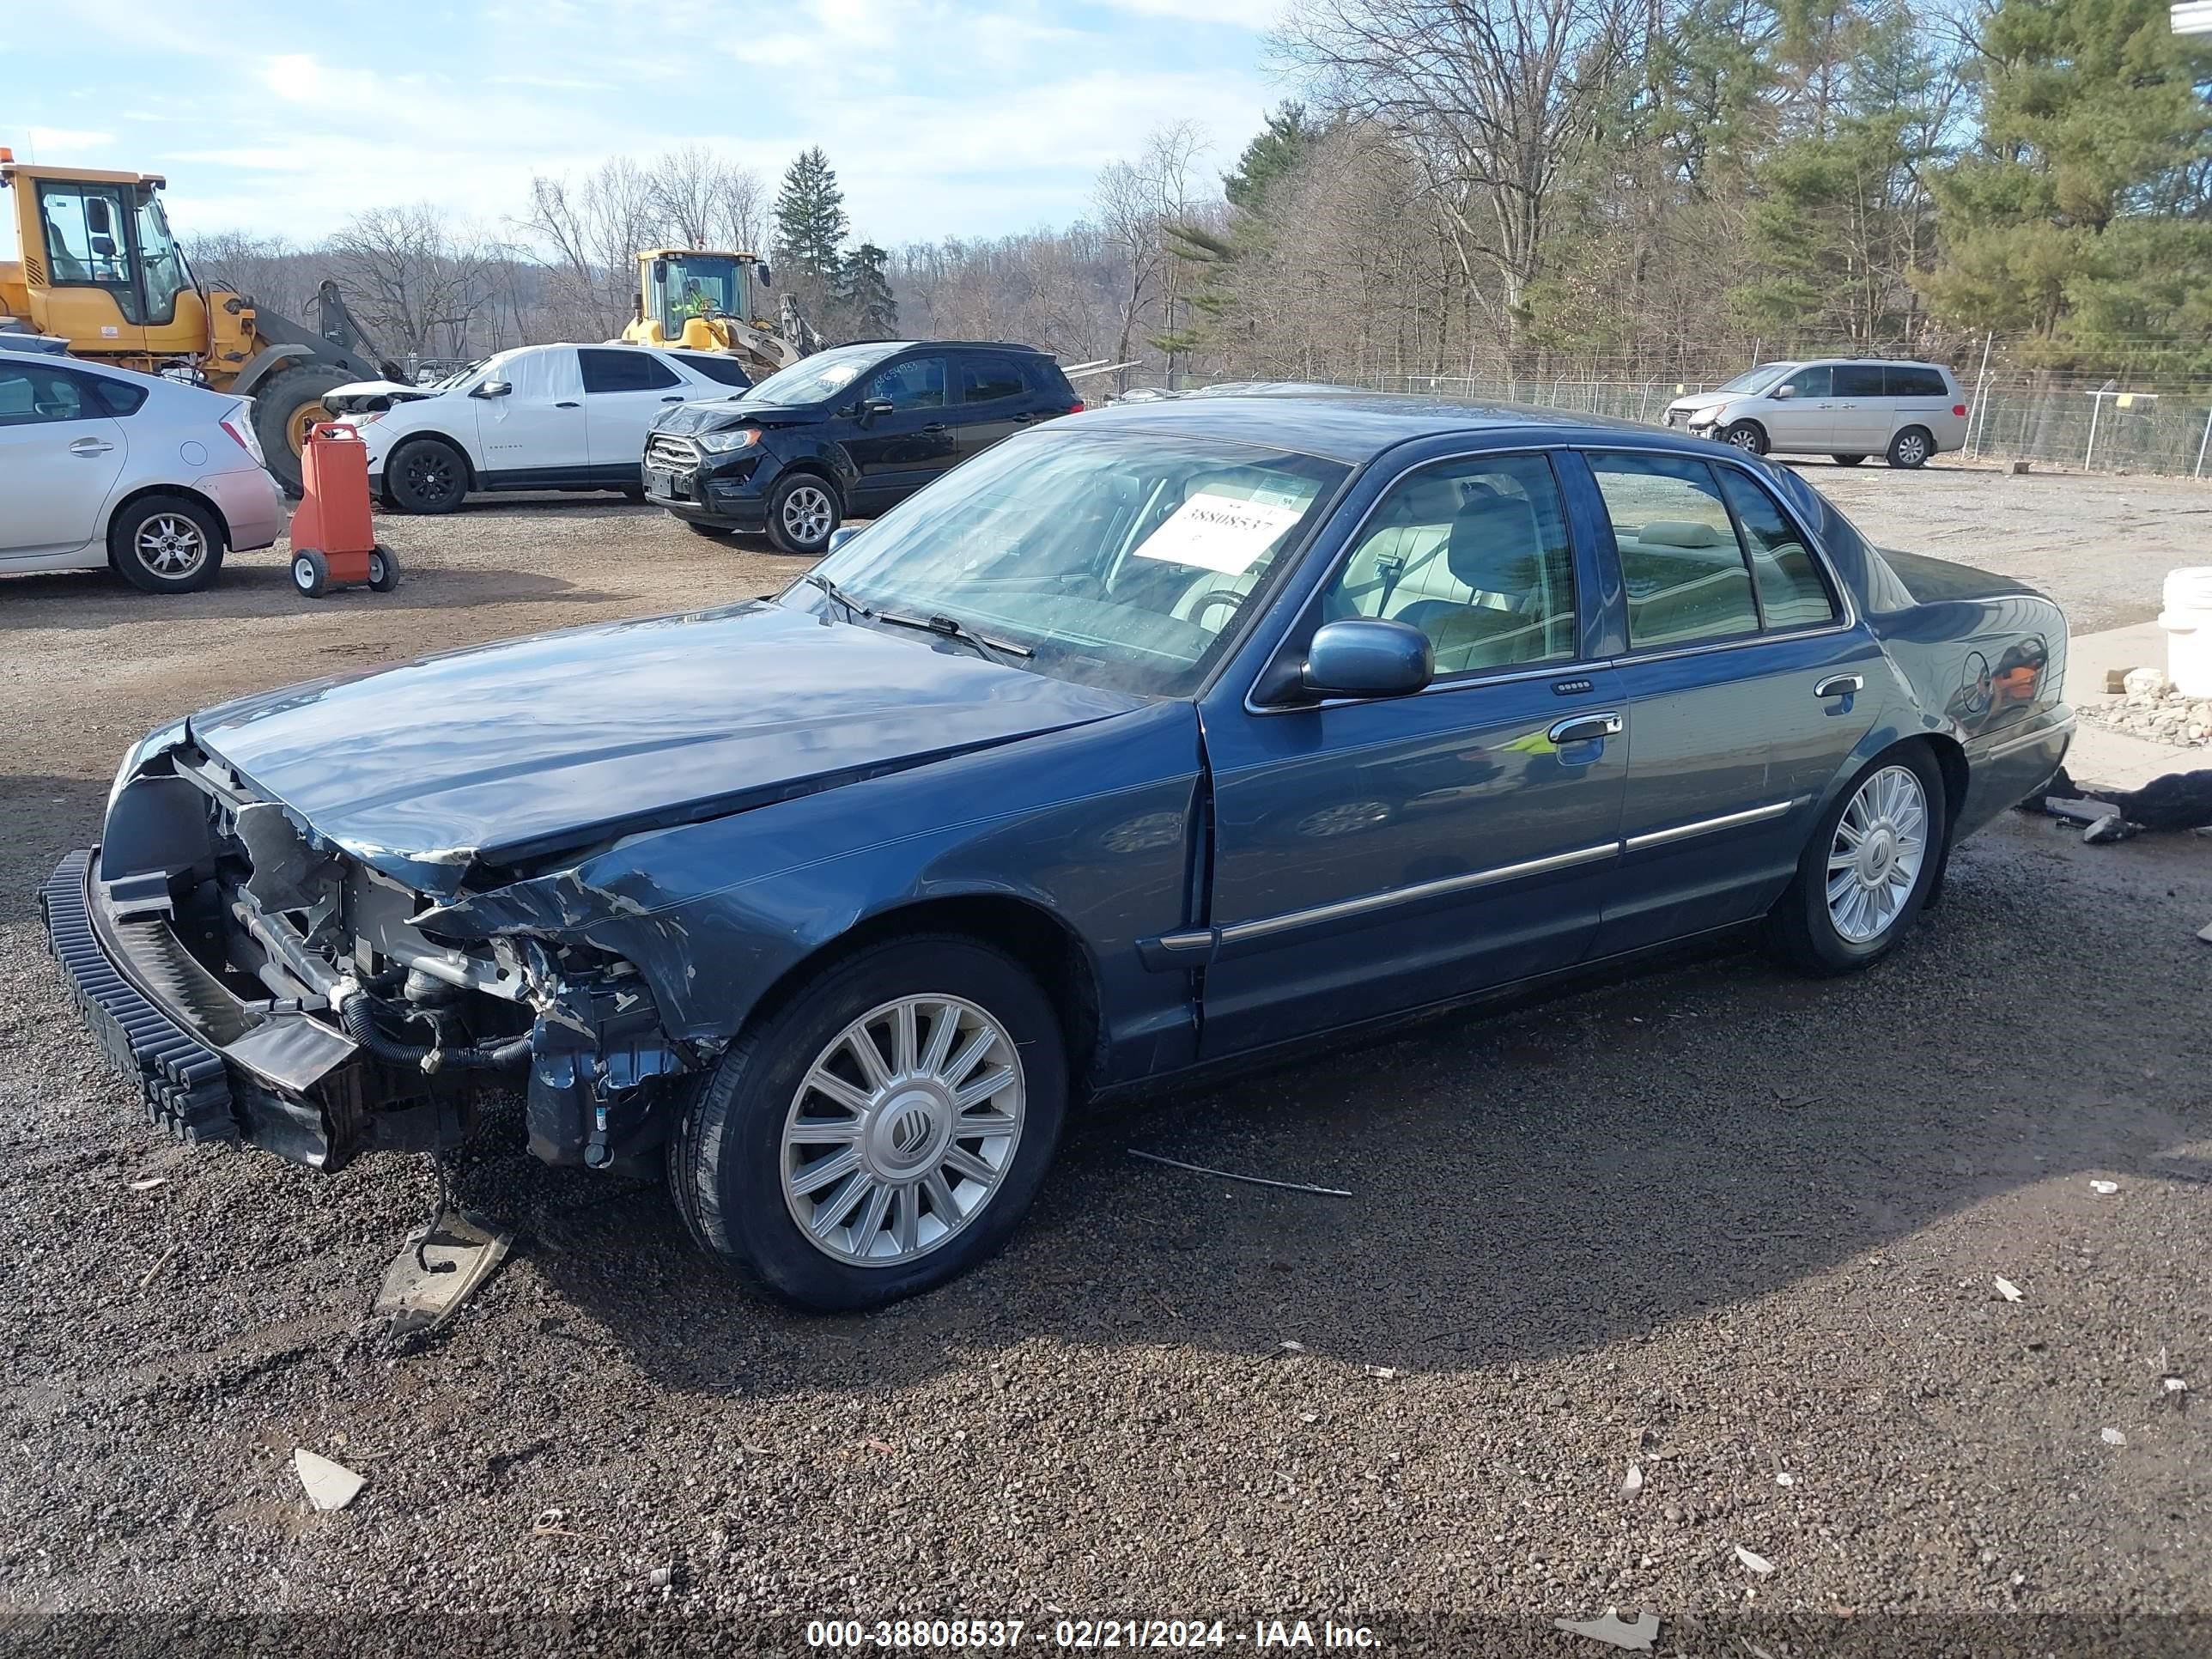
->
386, 437, 469, 514
1887, 427, 1932, 469
765, 473, 840, 556
1766, 746, 1947, 976
1722, 421, 1767, 456
291, 549, 331, 598
667, 937, 1067, 1310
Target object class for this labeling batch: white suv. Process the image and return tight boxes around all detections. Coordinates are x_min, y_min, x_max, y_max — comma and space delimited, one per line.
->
0, 351, 284, 594
336, 342, 754, 514
1662, 360, 1968, 468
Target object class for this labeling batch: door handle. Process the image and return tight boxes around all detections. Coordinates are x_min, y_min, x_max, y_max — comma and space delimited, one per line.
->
555, 400, 580, 409
922, 422, 947, 434
1548, 711, 1622, 744
1010, 412, 1036, 424
660, 394, 684, 401
69, 437, 115, 456
1814, 673, 1864, 698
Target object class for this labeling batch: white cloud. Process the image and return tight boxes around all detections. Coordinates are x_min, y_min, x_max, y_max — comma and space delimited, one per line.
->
25, 126, 117, 155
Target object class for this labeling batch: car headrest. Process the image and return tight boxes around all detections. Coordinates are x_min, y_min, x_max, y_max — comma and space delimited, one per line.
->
1385, 471, 1468, 526
1635, 519, 1727, 549
1447, 489, 1541, 588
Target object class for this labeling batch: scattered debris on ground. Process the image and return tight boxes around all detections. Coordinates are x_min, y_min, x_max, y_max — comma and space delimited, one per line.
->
2091, 1179, 2120, 1194
2077, 666, 2212, 748
1553, 1609, 1660, 1650
371, 1201, 513, 1335
293, 1449, 365, 1511
1622, 1463, 1644, 1496
1995, 1276, 2024, 1302
2022, 766, 2212, 837
1126, 1148, 1352, 1196
2102, 1427, 2128, 1447
1735, 1545, 1776, 1576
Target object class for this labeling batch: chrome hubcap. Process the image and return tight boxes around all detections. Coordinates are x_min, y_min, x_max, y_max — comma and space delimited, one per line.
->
137, 514, 206, 576
1729, 428, 1759, 451
1826, 765, 1928, 943
782, 485, 833, 543
781, 994, 1024, 1267
1898, 434, 1926, 464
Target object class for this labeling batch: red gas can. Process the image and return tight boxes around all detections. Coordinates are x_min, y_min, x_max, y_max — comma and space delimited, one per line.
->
289, 422, 400, 597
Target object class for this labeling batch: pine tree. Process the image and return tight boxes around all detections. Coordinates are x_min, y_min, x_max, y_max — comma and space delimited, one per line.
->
1224, 104, 1319, 214
773, 147, 849, 285
836, 242, 898, 337
1917, 0, 2212, 371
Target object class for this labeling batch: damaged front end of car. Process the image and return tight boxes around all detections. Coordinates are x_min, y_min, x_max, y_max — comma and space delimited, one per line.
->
42, 732, 697, 1175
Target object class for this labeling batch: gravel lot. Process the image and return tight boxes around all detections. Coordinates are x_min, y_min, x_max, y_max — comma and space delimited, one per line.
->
1, 469, 2206, 1653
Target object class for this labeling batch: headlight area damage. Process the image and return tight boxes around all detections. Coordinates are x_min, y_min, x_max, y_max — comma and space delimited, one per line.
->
41, 739, 697, 1175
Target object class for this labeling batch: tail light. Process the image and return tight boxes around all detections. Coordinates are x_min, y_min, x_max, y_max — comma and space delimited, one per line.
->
1068, 400, 1085, 414
1953, 404, 1967, 417
220, 410, 265, 466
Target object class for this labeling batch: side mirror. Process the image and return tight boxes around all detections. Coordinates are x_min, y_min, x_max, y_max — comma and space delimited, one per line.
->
756, 264, 772, 289
474, 379, 512, 398
860, 397, 895, 422
1301, 618, 1434, 701
86, 198, 112, 234
826, 526, 862, 555
89, 234, 117, 259
1771, 384, 1796, 400
653, 258, 669, 282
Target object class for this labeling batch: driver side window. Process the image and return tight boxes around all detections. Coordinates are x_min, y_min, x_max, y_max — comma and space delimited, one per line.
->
866, 357, 945, 411
1315, 453, 1578, 676
1780, 365, 1831, 398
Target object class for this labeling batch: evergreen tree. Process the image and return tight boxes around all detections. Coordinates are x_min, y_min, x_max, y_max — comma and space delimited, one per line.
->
773, 147, 849, 284
836, 242, 898, 337
1224, 104, 1320, 213
1917, 0, 2212, 370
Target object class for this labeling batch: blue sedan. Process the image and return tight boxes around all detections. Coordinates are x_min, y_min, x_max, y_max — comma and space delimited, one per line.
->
47, 390, 2073, 1309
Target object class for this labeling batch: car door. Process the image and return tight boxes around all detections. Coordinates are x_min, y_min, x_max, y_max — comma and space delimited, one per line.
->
1576, 448, 1884, 956
1195, 449, 1628, 1059
579, 348, 693, 483
0, 360, 129, 557
471, 346, 589, 484
1759, 364, 1834, 453
951, 354, 1036, 464
842, 354, 954, 514
1826, 363, 1892, 452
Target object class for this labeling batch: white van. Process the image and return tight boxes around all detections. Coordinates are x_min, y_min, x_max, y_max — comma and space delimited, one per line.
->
1662, 360, 1968, 468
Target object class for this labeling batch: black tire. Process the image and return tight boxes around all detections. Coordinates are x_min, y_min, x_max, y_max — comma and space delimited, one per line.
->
1831, 453, 1868, 466
367, 544, 401, 592
1765, 744, 1948, 977
1887, 426, 1933, 469
764, 471, 841, 556
684, 520, 738, 538
109, 495, 226, 594
1721, 421, 1767, 456
247, 362, 354, 497
291, 548, 331, 598
667, 935, 1068, 1311
385, 436, 470, 514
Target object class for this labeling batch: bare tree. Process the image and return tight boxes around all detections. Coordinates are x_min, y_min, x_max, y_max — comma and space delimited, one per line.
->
185, 230, 313, 321
519, 155, 663, 337
647, 144, 768, 252
1093, 120, 1207, 388
326, 204, 500, 364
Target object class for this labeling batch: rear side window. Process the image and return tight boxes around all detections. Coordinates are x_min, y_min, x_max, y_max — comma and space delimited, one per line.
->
0, 362, 94, 426
84, 374, 149, 416
1832, 363, 1887, 398
1715, 469, 1839, 629
958, 356, 1026, 404
1884, 365, 1949, 398
580, 349, 681, 393
678, 356, 753, 388
1588, 453, 1760, 648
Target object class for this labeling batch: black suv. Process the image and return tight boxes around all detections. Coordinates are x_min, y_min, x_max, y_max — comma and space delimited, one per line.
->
642, 340, 1082, 553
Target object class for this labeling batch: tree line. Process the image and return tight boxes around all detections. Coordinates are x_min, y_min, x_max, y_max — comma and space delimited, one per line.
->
187, 0, 2212, 388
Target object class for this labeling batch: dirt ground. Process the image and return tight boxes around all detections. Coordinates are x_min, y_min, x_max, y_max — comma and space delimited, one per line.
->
1, 471, 2207, 1654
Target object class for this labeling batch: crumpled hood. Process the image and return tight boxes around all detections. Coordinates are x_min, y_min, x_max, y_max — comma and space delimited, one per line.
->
186, 602, 1147, 894
321, 378, 440, 415
653, 398, 816, 434
1665, 392, 1733, 418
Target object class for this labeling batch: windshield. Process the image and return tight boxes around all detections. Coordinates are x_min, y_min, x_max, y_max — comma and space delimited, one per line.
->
792, 427, 1351, 696
1716, 362, 1796, 395
428, 358, 487, 392
747, 343, 899, 406
658, 253, 742, 320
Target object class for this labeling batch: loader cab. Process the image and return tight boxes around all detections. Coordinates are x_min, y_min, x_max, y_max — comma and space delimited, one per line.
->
2, 159, 208, 365
641, 249, 767, 341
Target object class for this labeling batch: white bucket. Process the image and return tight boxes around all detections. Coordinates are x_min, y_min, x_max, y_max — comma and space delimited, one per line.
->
2158, 567, 2212, 698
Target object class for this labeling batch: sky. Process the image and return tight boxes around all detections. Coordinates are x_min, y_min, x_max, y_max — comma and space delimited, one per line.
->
0, 0, 1285, 260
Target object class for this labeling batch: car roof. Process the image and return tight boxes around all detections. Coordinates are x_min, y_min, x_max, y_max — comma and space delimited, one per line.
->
1070, 386, 1658, 464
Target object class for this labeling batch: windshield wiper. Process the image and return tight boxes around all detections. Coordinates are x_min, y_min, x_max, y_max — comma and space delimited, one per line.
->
872, 608, 1035, 661
803, 572, 873, 619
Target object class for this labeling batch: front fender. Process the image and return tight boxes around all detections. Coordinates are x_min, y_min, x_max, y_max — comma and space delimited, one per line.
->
422, 701, 1206, 1077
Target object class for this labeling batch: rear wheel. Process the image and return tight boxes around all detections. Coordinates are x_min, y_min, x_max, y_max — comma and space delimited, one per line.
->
1831, 453, 1867, 466
1722, 421, 1767, 456
1887, 427, 1932, 469
1766, 745, 1947, 975
367, 544, 401, 592
386, 436, 469, 514
667, 936, 1067, 1310
110, 495, 225, 594
766, 473, 840, 556
247, 363, 354, 497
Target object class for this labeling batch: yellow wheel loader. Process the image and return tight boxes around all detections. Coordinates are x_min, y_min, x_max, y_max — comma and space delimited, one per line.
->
618, 247, 823, 375
0, 152, 404, 495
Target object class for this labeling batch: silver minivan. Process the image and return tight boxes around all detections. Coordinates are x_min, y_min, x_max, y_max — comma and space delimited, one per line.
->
1662, 359, 1968, 468
0, 351, 284, 593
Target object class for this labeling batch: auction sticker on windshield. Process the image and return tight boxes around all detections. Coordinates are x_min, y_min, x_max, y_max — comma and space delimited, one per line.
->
1133, 492, 1308, 575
